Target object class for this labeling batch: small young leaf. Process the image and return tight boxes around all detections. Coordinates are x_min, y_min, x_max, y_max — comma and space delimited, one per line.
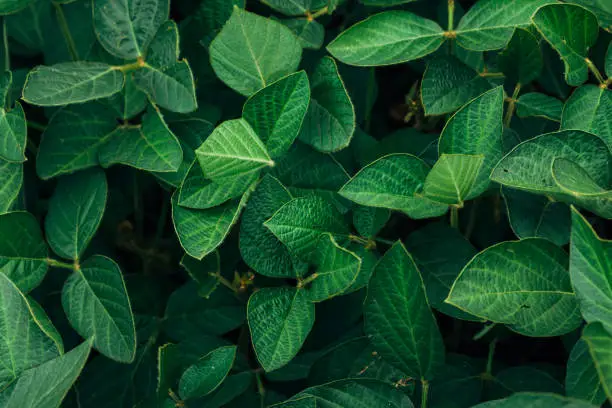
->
179, 346, 237, 400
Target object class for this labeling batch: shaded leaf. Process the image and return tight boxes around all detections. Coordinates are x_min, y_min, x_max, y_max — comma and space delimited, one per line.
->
179, 346, 237, 400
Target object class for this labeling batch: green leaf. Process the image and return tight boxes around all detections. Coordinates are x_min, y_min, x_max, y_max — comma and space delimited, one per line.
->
0, 0, 32, 15
532, 4, 599, 86
99, 106, 183, 173
352, 206, 390, 238
306, 234, 361, 302
248, 287, 315, 372
0, 211, 47, 293
180, 252, 220, 298
339, 154, 449, 219
607, 40, 612, 76
570, 208, 612, 335
22, 62, 124, 106
45, 168, 107, 261
365, 241, 445, 380
553, 158, 612, 198
132, 60, 198, 113
179, 346, 237, 400
497, 28, 543, 85
472, 392, 599, 407
146, 20, 179, 68
582, 323, 612, 402
422, 154, 484, 206
0, 160, 22, 214
93, 0, 168, 59
446, 239, 582, 336
439, 86, 504, 198
196, 118, 273, 182
566, 339, 607, 405
0, 91, 26, 162
261, 0, 326, 16
516, 92, 563, 122
61, 255, 136, 363
421, 56, 493, 116
264, 195, 349, 262
561, 85, 612, 149
567, 0, 612, 32
281, 18, 324, 50
243, 71, 310, 158
105, 75, 147, 120
455, 0, 556, 51
327, 11, 445, 66
209, 7, 302, 96
239, 175, 302, 278
489, 366, 564, 399
298, 57, 355, 153
2, 340, 92, 408
0, 273, 61, 389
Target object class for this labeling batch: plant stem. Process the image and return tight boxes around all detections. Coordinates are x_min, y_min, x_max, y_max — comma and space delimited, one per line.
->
486, 338, 498, 376
349, 234, 369, 246
46, 258, 75, 271
504, 83, 521, 127
585, 58, 606, 86
297, 273, 319, 288
420, 379, 430, 408
309, 6, 328, 20
113, 57, 145, 73
54, 2, 78, 61
450, 207, 459, 229
373, 237, 395, 246
27, 120, 46, 132
2, 17, 8, 72
255, 371, 266, 408
213, 272, 237, 293
473, 323, 497, 341
447, 0, 455, 31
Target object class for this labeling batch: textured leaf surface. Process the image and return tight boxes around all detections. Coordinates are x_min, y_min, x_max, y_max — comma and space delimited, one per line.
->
422, 154, 484, 206
365, 241, 445, 380
281, 18, 324, 50
497, 28, 543, 85
133, 61, 197, 113
582, 323, 612, 402
553, 158, 612, 198
179, 346, 236, 400
0, 101, 26, 163
517, 92, 563, 122
472, 392, 598, 407
561, 85, 612, 148
566, 339, 607, 405
0, 160, 22, 214
446, 239, 582, 336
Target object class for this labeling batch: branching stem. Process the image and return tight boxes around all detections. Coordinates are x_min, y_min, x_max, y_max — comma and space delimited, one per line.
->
504, 83, 521, 127
47, 258, 75, 271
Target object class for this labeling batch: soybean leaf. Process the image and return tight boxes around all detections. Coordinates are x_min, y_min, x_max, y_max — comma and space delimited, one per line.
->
553, 158, 612, 198
145, 20, 179, 68
0, 74, 26, 162
339, 154, 449, 219
352, 206, 390, 238
364, 241, 445, 380
0, 160, 22, 213
260, 0, 326, 16
23, 62, 124, 106
516, 92, 563, 122
567, 0, 612, 32
566, 339, 607, 405
62, 255, 136, 363
472, 392, 599, 407
582, 323, 612, 401
93, 0, 169, 59
105, 75, 147, 120
327, 11, 446, 66
0, 211, 48, 293
497, 28, 543, 85
179, 346, 237, 400
446, 239, 582, 336
489, 366, 564, 399
298, 57, 355, 153
532, 4, 599, 86
133, 60, 198, 113
422, 154, 484, 206
561, 85, 612, 148
196, 118, 273, 182
248, 287, 315, 372
608, 40, 612, 76
439, 86, 504, 198
180, 252, 220, 298
281, 19, 324, 50
243, 71, 310, 158
209, 7, 302, 96
45, 168, 107, 261
0, 0, 32, 15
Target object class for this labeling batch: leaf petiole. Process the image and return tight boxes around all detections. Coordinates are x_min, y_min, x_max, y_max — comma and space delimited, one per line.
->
585, 58, 606, 86
420, 379, 430, 408
46, 258, 75, 271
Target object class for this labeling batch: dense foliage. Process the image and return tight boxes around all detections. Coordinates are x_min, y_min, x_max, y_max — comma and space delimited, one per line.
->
0, 0, 611, 406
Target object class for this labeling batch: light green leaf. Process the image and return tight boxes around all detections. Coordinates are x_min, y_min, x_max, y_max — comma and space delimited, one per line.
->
0, 100, 26, 163
446, 239, 582, 336
2, 340, 92, 408
570, 208, 612, 335
196, 118, 273, 182
422, 154, 484, 206
239, 175, 302, 278
62, 255, 136, 363
45, 168, 107, 261
36, 103, 118, 179
93, 0, 168, 59
327, 11, 445, 67
22, 62, 124, 106
243, 71, 310, 158
516, 92, 563, 122
132, 60, 198, 113
561, 85, 612, 148
281, 18, 324, 50
497, 28, 543, 85
0, 160, 22, 214
179, 346, 237, 400
298, 57, 355, 153
582, 323, 612, 402
439, 86, 504, 198
209, 7, 302, 96
99, 106, 183, 172
248, 287, 314, 372
421, 56, 493, 116
455, 0, 556, 51
553, 158, 612, 198
264, 195, 350, 262
339, 154, 449, 219
365, 241, 445, 380
566, 339, 607, 405
472, 392, 599, 408
532, 4, 599, 86
0, 211, 47, 293
0, 273, 61, 389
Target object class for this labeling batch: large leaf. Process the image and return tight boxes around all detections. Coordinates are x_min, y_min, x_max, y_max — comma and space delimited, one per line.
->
248, 287, 315, 372
209, 7, 302, 96
566, 339, 607, 405
438, 86, 504, 198
422, 154, 484, 206
339, 154, 449, 219
561, 85, 612, 149
532, 4, 599, 86
45, 168, 107, 261
22, 62, 124, 106
0, 211, 48, 293
93, 0, 168, 59
327, 11, 445, 66
178, 345, 237, 400
62, 255, 136, 363
364, 241, 445, 380
243, 71, 310, 158
552, 158, 612, 199
298, 57, 355, 153
582, 323, 612, 402
446, 239, 582, 336
196, 118, 273, 182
